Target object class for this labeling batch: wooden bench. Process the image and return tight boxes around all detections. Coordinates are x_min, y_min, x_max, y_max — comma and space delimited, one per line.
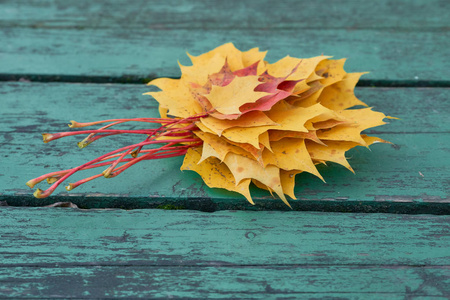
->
1, 0, 449, 298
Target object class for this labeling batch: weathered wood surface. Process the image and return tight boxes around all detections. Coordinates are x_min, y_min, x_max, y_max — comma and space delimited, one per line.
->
1, 1, 449, 298
0, 208, 449, 298
1, 0, 447, 30
1, 82, 448, 211
0, 1, 449, 81
1, 28, 448, 82
2, 266, 449, 299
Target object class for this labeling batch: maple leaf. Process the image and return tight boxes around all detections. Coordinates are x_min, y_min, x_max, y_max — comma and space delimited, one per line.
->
28, 43, 396, 207
204, 75, 271, 115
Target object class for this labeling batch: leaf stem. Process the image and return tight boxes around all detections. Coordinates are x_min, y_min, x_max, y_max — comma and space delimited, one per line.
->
29, 113, 207, 198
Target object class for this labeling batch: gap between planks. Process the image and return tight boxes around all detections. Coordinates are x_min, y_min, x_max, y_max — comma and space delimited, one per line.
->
2, 198, 450, 214
1, 263, 449, 268
1, 74, 450, 87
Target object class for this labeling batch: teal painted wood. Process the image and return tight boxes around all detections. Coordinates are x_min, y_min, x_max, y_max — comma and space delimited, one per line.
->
0, 208, 449, 298
1, 0, 448, 30
1, 83, 449, 134
1, 83, 448, 210
1, 208, 449, 265
0, 266, 448, 298
0, 28, 449, 81
1, 1, 448, 298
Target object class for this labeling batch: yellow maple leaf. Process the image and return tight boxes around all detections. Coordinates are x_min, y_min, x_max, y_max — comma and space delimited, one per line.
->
199, 111, 277, 136
306, 135, 390, 173
194, 131, 254, 163
221, 125, 276, 149
262, 138, 323, 180
204, 75, 271, 115
266, 55, 330, 81
181, 147, 254, 204
144, 78, 203, 118
318, 72, 368, 110
222, 152, 289, 207
317, 108, 390, 146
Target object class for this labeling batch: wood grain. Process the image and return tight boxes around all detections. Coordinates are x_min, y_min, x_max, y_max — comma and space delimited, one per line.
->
1, 208, 449, 265
1, 83, 448, 211
1, 0, 448, 30
2, 0, 448, 82
1, 0, 449, 81
0, 208, 448, 298
1, 266, 448, 298
1, 1, 448, 298
1, 27, 448, 82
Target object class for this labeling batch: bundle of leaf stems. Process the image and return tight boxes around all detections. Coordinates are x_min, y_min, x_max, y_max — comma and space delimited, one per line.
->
26, 114, 207, 198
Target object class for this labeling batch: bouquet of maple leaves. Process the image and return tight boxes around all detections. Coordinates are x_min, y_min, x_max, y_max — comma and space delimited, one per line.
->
27, 43, 395, 207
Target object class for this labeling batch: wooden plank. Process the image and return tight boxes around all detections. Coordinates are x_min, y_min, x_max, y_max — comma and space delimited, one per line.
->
0, 208, 448, 297
3, 132, 449, 212
1, 83, 449, 210
1, 208, 449, 266
1, 266, 448, 298
1, 0, 448, 30
0, 27, 449, 81
1, 83, 448, 135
